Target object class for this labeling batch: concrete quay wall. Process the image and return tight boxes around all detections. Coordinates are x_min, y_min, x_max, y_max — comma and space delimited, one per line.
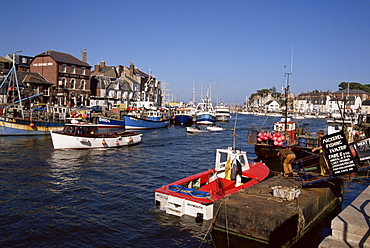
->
319, 185, 370, 248
212, 176, 343, 247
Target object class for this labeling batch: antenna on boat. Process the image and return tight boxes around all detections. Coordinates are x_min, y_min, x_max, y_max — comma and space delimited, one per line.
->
232, 113, 238, 151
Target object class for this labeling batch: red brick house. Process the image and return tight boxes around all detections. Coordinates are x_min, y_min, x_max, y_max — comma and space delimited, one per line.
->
30, 50, 91, 107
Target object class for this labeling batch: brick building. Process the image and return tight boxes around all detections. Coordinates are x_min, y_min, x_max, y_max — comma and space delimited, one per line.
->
30, 50, 91, 107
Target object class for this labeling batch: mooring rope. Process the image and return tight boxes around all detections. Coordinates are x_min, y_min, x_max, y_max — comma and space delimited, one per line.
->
198, 195, 231, 248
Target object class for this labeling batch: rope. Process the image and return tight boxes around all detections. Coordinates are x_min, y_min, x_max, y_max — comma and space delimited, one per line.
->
198, 195, 230, 248
295, 198, 305, 240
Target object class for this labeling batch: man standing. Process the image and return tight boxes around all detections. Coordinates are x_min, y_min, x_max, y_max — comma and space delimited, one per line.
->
277, 147, 296, 178
312, 130, 328, 176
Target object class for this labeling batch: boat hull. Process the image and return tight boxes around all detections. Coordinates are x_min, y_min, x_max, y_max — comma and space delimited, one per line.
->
50, 131, 142, 150
0, 116, 64, 135
173, 115, 193, 125
124, 116, 169, 130
195, 113, 216, 125
154, 162, 269, 220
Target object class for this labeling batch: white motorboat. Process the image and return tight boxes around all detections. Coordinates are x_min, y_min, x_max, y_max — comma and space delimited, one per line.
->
50, 121, 142, 150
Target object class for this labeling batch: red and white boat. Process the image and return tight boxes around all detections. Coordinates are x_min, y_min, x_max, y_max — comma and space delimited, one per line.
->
154, 145, 269, 221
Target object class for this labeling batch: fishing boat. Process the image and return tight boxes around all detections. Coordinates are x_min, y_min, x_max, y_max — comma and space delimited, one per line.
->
214, 104, 231, 122
195, 98, 216, 125
0, 53, 66, 135
172, 108, 194, 125
50, 120, 142, 150
154, 117, 269, 221
123, 115, 169, 130
123, 101, 170, 130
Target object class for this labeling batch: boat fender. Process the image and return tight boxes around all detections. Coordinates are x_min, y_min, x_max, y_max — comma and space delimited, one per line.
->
115, 141, 119, 145
127, 137, 134, 143
102, 140, 107, 146
195, 213, 204, 223
168, 185, 183, 192
29, 123, 35, 128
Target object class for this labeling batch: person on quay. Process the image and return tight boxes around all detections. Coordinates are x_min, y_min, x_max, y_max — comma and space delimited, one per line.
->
277, 146, 296, 178
312, 130, 329, 176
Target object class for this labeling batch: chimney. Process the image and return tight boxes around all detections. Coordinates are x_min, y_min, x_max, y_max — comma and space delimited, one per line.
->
130, 63, 134, 77
82, 48, 87, 62
94, 64, 100, 73
100, 60, 106, 67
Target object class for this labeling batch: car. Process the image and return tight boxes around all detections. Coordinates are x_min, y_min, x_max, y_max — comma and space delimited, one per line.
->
91, 106, 103, 112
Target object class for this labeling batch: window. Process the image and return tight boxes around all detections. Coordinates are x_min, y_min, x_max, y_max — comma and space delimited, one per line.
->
71, 65, 76, 74
62, 64, 67, 73
82, 67, 86, 75
80, 80, 86, 90
59, 78, 66, 88
71, 79, 76, 89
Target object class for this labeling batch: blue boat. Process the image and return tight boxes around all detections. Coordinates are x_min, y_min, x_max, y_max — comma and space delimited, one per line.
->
195, 98, 216, 125
172, 108, 194, 125
0, 116, 65, 135
96, 116, 126, 133
0, 53, 66, 135
124, 115, 169, 130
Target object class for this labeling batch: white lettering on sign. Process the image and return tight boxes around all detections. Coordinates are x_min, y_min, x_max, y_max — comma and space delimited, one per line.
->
34, 63, 53, 66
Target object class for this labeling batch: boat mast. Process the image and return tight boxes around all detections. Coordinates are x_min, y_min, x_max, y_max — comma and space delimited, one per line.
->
284, 48, 293, 131
0, 50, 24, 118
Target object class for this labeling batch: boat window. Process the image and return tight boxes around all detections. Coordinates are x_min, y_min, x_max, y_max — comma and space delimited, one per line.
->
219, 152, 227, 163
238, 155, 245, 165
64, 126, 76, 134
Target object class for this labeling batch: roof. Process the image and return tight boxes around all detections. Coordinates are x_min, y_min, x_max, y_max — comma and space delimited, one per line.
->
35, 50, 91, 68
0, 56, 12, 63
333, 88, 369, 95
17, 71, 53, 86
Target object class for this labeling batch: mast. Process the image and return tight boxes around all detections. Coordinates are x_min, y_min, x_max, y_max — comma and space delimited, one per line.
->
0, 50, 24, 118
283, 48, 293, 131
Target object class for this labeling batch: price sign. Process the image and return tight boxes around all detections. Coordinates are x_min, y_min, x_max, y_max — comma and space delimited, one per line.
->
354, 138, 370, 162
322, 131, 357, 176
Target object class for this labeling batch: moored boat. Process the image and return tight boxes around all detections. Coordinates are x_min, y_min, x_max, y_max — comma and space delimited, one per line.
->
50, 120, 142, 150
215, 105, 231, 122
195, 98, 216, 125
123, 115, 169, 130
0, 54, 67, 135
155, 118, 270, 221
206, 125, 223, 131
172, 108, 194, 125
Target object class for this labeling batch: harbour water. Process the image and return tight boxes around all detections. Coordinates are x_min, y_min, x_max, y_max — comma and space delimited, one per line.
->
0, 114, 369, 247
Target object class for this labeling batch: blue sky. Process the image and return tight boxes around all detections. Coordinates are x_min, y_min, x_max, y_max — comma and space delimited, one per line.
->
1, 0, 369, 104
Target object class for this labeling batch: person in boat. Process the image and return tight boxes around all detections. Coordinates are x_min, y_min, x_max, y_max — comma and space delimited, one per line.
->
312, 130, 329, 176
277, 146, 296, 178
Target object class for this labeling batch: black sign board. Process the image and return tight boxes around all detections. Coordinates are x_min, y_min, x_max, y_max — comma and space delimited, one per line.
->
322, 131, 357, 176
354, 137, 370, 162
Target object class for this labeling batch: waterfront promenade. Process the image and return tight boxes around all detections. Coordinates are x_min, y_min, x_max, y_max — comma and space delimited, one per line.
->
320, 185, 370, 247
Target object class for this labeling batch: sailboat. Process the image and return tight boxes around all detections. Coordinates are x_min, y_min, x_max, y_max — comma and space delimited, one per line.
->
0, 51, 65, 135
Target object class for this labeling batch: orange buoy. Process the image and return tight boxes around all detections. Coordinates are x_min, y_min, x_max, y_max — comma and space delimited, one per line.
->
102, 140, 107, 146
29, 123, 35, 128
115, 141, 119, 145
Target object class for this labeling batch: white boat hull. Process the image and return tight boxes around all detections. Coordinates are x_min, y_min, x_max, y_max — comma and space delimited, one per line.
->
155, 192, 214, 220
50, 131, 142, 150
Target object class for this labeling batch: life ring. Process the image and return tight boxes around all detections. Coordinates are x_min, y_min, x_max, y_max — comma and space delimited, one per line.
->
191, 191, 210, 198
168, 185, 183, 192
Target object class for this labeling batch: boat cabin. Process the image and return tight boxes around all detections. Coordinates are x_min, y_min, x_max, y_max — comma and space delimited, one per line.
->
213, 147, 250, 186
63, 124, 98, 136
